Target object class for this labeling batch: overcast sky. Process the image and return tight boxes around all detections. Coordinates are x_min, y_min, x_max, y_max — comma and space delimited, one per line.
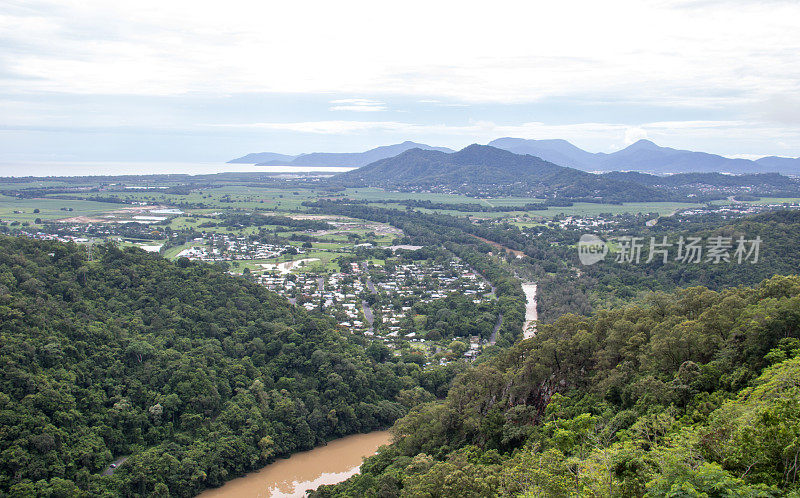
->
1, 0, 799, 163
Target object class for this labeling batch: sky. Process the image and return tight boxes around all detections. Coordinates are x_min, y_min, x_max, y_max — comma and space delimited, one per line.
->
1, 0, 799, 165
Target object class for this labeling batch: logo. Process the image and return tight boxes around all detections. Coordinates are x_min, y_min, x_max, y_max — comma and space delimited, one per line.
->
578, 234, 608, 265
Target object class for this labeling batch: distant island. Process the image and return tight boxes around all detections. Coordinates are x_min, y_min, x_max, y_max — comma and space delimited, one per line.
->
228, 141, 453, 167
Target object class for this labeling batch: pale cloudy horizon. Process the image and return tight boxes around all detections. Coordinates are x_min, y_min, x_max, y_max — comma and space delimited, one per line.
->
1, 0, 799, 164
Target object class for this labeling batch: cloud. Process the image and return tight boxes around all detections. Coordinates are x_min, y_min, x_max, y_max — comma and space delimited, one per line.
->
624, 127, 649, 145
210, 120, 412, 134
1, 0, 798, 107
753, 95, 800, 125
4, 0, 800, 161
329, 99, 387, 112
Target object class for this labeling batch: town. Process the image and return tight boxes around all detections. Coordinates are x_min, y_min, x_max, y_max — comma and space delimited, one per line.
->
257, 256, 494, 362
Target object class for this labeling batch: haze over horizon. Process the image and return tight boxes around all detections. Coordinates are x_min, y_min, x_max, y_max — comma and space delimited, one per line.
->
2, 0, 799, 166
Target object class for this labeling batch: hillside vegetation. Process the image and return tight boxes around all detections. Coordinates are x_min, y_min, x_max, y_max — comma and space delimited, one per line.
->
0, 237, 455, 496
332, 145, 667, 202
313, 275, 800, 497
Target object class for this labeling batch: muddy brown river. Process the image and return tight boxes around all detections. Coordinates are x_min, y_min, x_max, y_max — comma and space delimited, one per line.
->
198, 431, 391, 498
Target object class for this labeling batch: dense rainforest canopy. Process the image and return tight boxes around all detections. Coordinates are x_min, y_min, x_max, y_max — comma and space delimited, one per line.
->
314, 275, 800, 497
0, 236, 459, 497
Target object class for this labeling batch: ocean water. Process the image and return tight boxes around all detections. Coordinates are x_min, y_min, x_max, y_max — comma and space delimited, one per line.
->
0, 161, 357, 178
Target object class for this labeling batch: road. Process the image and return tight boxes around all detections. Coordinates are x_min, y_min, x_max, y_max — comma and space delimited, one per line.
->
361, 262, 378, 295
102, 456, 129, 476
489, 313, 503, 345
362, 300, 374, 328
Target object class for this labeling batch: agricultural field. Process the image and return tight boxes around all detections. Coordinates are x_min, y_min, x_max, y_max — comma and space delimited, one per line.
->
539, 200, 697, 218
0, 194, 113, 223
714, 196, 800, 206
80, 185, 322, 212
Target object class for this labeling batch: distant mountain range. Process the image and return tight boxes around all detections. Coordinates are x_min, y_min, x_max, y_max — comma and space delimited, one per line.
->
330, 144, 800, 201
488, 137, 800, 175
230, 138, 800, 175
228, 141, 453, 167
332, 144, 666, 201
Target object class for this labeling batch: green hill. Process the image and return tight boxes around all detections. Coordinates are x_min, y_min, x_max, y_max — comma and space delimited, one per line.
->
313, 276, 800, 497
0, 237, 445, 496
332, 145, 667, 202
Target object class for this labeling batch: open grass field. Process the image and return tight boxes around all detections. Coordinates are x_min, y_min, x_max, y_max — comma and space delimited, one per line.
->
346, 189, 705, 219
0, 195, 115, 223
234, 250, 343, 273
2, 184, 738, 228
0, 179, 84, 189
76, 185, 321, 213
306, 241, 350, 250
162, 241, 197, 259
540, 201, 699, 218
723, 197, 800, 206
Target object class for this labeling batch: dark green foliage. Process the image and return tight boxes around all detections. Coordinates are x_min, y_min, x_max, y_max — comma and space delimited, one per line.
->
314, 276, 800, 496
0, 236, 423, 496
332, 145, 669, 201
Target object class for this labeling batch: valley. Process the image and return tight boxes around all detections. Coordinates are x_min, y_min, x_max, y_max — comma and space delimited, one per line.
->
3, 146, 800, 496
6, 2, 800, 495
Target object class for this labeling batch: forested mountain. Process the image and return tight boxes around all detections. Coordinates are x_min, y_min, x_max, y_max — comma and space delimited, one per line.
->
490, 137, 800, 175
756, 155, 800, 173
229, 138, 800, 174
314, 276, 800, 496
0, 237, 456, 496
487, 137, 601, 171
600, 139, 762, 174
228, 142, 453, 166
332, 145, 668, 201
